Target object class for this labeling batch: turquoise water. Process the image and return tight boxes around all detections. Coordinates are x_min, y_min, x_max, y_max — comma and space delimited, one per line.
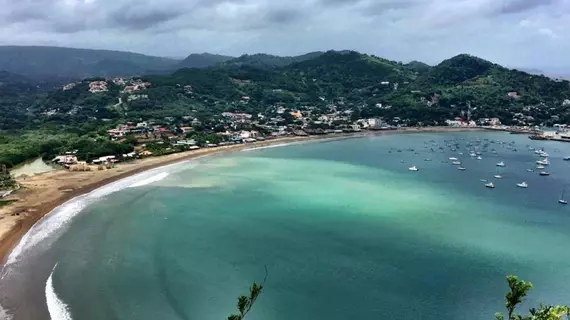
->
3, 132, 570, 320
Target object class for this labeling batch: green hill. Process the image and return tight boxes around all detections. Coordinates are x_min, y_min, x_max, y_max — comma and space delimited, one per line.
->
176, 53, 235, 69
221, 52, 324, 68
2, 50, 570, 167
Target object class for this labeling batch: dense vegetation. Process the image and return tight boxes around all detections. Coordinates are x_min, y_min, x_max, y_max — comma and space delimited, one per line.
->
2, 49, 570, 168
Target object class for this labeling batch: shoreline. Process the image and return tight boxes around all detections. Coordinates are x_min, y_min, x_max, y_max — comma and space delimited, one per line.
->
0, 127, 484, 263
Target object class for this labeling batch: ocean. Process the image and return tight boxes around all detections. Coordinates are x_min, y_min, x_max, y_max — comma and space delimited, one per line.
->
2, 131, 570, 320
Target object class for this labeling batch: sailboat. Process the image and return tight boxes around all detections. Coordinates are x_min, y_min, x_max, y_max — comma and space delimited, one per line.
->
516, 182, 528, 188
559, 188, 567, 204
494, 167, 503, 179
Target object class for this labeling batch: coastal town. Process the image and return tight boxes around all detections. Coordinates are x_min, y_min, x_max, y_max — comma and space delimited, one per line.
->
42, 76, 570, 169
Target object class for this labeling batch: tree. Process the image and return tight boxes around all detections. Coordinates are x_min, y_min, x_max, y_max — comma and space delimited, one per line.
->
227, 267, 267, 320
495, 275, 569, 320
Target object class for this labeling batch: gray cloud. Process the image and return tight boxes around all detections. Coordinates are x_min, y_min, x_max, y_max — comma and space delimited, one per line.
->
0, 0, 568, 69
496, 0, 559, 14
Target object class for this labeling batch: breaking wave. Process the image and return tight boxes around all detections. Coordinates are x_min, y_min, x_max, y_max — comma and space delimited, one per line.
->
46, 264, 72, 320
5, 164, 176, 266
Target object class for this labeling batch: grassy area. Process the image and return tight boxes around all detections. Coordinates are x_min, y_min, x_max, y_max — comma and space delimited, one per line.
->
0, 199, 17, 207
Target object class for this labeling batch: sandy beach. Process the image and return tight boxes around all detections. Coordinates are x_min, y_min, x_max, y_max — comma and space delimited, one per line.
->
0, 127, 483, 262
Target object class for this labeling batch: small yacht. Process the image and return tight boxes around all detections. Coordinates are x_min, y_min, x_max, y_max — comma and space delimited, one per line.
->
496, 161, 505, 167
564, 156, 570, 161
470, 152, 476, 157
449, 157, 458, 161
494, 175, 503, 179
476, 156, 482, 160
408, 166, 419, 171
516, 182, 528, 188
536, 164, 545, 169
457, 166, 466, 171
536, 158, 550, 165
526, 169, 534, 172
424, 158, 432, 161
451, 161, 462, 165
539, 171, 550, 176
485, 182, 495, 188
559, 188, 567, 204
480, 179, 487, 182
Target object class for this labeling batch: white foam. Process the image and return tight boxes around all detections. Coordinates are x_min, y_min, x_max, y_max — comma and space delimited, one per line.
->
5, 163, 179, 266
0, 303, 13, 320
45, 264, 72, 320
129, 172, 169, 188
241, 142, 295, 151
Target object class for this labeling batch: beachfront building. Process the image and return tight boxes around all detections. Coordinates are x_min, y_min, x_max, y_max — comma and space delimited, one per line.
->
52, 155, 78, 165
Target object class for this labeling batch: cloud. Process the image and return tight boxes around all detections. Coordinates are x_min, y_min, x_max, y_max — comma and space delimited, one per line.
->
0, 0, 568, 68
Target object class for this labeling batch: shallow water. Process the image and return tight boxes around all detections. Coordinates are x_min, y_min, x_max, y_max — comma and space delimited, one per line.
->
2, 132, 570, 320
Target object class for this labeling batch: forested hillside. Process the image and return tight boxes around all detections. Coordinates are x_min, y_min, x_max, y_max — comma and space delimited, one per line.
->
1, 49, 570, 168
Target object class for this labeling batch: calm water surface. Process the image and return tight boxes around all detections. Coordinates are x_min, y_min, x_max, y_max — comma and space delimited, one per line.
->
2, 131, 570, 320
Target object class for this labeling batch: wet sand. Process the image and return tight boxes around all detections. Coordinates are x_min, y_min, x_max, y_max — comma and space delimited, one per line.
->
0, 127, 483, 263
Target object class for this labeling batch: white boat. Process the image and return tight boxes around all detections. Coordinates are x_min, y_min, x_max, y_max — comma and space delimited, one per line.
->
449, 157, 458, 161
470, 152, 476, 157
496, 161, 505, 167
564, 156, 570, 161
559, 188, 567, 204
451, 161, 461, 165
480, 179, 487, 182
424, 158, 432, 161
536, 158, 550, 165
408, 166, 419, 171
527, 169, 534, 172
494, 175, 503, 179
536, 164, 545, 169
516, 182, 528, 188
539, 171, 550, 176
485, 182, 495, 188
458, 167, 466, 171
476, 156, 482, 160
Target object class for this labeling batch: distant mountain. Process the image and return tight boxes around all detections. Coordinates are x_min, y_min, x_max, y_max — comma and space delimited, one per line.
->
405, 61, 432, 74
176, 53, 234, 69
222, 52, 325, 68
0, 70, 32, 84
0, 46, 180, 81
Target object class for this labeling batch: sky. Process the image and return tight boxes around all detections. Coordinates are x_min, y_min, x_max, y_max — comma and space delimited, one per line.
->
0, 0, 569, 70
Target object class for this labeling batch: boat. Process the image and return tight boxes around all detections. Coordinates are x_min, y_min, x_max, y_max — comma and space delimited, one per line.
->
494, 175, 503, 179
516, 182, 528, 188
564, 156, 570, 161
480, 179, 487, 182
470, 152, 476, 157
424, 158, 432, 161
526, 169, 534, 172
458, 167, 466, 171
449, 157, 458, 161
536, 164, 545, 169
539, 171, 550, 176
451, 161, 461, 165
476, 156, 482, 160
485, 182, 495, 188
408, 166, 419, 171
536, 158, 550, 165
559, 187, 568, 204
496, 161, 505, 167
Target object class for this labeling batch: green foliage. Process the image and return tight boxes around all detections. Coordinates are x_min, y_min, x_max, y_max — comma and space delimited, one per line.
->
496, 275, 568, 320
227, 282, 264, 320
